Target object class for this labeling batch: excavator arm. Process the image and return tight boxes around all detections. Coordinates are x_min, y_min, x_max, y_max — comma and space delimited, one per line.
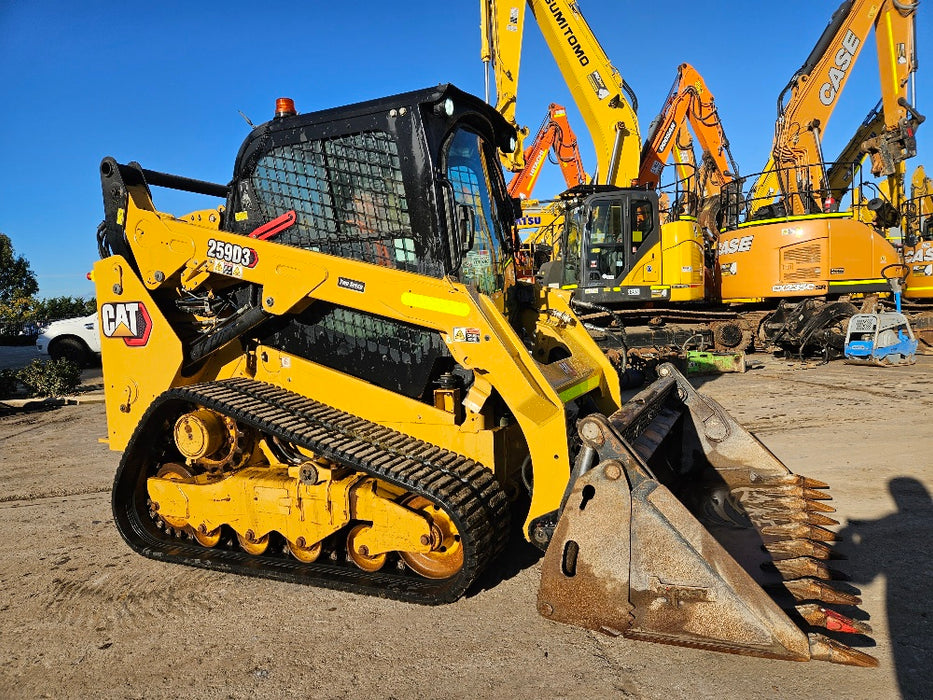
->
482, 0, 641, 187
525, 0, 640, 186
481, 0, 529, 170
508, 103, 587, 200
825, 101, 886, 205
638, 63, 737, 192
750, 0, 921, 215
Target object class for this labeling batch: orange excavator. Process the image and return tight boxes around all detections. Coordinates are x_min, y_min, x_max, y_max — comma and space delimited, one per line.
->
507, 103, 588, 280
747, 0, 922, 220
508, 103, 587, 200
718, 0, 923, 354
639, 62, 739, 233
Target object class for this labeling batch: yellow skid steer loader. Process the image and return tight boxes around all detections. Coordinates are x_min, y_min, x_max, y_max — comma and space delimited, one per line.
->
93, 85, 874, 666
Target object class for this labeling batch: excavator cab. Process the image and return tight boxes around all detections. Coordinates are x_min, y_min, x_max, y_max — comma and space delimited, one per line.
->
540, 186, 664, 302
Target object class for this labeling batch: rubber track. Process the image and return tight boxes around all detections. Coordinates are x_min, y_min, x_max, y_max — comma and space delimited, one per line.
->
112, 377, 510, 605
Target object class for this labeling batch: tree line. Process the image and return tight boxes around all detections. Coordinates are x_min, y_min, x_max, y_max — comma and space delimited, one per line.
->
0, 233, 96, 341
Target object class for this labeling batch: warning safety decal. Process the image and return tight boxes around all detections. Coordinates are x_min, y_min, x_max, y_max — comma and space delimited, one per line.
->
451, 327, 481, 343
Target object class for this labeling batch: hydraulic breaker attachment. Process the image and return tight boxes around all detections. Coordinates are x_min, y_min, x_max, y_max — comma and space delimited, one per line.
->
538, 363, 876, 666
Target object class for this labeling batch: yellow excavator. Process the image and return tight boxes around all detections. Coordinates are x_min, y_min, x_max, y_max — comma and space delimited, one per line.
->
483, 0, 924, 358
721, 0, 923, 352
481, 0, 712, 360
95, 84, 875, 666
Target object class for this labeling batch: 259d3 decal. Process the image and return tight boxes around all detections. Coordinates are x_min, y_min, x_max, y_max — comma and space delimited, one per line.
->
207, 238, 259, 277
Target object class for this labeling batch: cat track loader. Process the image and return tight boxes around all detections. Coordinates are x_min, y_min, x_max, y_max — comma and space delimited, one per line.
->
94, 84, 875, 666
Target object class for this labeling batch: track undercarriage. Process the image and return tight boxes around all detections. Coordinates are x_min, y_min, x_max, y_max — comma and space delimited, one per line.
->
114, 378, 510, 604
572, 296, 878, 367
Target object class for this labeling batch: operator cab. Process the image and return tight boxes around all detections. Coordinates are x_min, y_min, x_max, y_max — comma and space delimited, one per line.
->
225, 83, 518, 301
539, 186, 661, 299
215, 84, 521, 400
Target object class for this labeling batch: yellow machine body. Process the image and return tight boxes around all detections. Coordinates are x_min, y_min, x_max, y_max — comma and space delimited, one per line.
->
96, 84, 878, 667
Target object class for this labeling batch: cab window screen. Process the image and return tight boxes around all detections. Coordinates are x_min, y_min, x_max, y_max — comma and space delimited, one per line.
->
445, 128, 509, 295
249, 131, 436, 274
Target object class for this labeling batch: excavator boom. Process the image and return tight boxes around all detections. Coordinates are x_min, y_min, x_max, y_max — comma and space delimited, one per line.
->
751, 0, 920, 214
639, 63, 738, 193
508, 103, 587, 200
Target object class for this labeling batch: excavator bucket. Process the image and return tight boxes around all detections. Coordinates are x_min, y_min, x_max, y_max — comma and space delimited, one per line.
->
538, 363, 876, 666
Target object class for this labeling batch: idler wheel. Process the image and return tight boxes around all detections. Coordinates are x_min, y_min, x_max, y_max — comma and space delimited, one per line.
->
399, 495, 463, 580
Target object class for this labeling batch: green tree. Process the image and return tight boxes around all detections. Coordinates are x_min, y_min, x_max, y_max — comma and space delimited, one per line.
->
0, 233, 39, 339
31, 296, 97, 322
0, 233, 38, 303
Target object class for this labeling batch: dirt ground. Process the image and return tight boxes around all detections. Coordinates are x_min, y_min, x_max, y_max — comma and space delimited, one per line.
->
0, 352, 930, 700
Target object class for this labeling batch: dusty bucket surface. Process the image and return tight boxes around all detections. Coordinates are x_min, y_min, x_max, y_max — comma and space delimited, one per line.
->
538, 363, 877, 667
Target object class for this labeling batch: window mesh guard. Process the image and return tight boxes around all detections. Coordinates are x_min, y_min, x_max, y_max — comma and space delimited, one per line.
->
250, 131, 436, 275
247, 131, 449, 398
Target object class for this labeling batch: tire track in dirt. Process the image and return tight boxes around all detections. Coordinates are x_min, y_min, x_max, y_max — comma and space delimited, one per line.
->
0, 487, 110, 504
766, 374, 933, 405
42, 556, 227, 627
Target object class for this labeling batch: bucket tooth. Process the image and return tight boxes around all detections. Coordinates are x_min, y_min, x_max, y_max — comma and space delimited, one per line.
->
761, 522, 839, 541
761, 511, 840, 528
782, 578, 862, 606
740, 494, 836, 514
799, 499, 836, 514
796, 604, 873, 635
755, 474, 830, 491
797, 476, 831, 490
759, 485, 834, 501
807, 633, 878, 667
768, 556, 833, 580
764, 539, 840, 561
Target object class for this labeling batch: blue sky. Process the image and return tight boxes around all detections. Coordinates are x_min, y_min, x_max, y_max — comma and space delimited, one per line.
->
1, 1, 929, 299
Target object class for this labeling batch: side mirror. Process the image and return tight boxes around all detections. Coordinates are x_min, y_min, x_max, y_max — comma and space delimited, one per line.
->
905, 231, 918, 248
923, 216, 933, 241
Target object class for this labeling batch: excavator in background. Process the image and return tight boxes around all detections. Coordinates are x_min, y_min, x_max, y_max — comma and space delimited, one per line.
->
482, 0, 927, 360
482, 0, 711, 362
94, 82, 877, 667
507, 103, 588, 278
717, 0, 923, 355
747, 0, 921, 219
639, 62, 740, 234
901, 166, 933, 348
507, 103, 587, 200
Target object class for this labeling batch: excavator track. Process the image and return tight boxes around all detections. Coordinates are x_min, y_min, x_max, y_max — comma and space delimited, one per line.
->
112, 377, 510, 605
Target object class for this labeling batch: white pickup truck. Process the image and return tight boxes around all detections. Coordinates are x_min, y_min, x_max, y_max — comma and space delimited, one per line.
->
35, 313, 101, 366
